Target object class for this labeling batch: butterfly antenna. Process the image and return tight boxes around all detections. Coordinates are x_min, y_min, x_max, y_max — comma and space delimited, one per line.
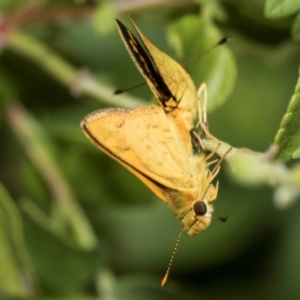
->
161, 227, 184, 287
115, 37, 230, 95
183, 36, 231, 66
113, 82, 146, 95
201, 146, 233, 205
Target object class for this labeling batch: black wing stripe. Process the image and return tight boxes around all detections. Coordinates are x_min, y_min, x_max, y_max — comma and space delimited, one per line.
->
116, 19, 174, 108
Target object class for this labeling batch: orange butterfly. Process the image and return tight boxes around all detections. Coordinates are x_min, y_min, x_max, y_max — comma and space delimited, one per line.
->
81, 17, 225, 286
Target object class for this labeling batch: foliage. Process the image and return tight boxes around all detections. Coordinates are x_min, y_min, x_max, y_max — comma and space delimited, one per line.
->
0, 0, 300, 299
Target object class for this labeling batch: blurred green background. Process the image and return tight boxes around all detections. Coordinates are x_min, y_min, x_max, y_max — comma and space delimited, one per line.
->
1, 0, 300, 299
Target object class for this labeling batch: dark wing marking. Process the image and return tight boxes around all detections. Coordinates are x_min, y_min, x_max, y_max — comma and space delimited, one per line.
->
116, 19, 175, 110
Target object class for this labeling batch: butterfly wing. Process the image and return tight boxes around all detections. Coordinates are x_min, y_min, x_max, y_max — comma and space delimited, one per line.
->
116, 17, 198, 131
81, 106, 199, 207
116, 19, 174, 109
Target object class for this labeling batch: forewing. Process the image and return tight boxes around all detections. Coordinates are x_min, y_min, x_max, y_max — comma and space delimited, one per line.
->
81, 106, 196, 203
128, 17, 197, 114
116, 19, 173, 108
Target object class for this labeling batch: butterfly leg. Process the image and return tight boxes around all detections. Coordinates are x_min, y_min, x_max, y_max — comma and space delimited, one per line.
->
207, 180, 219, 201
208, 145, 232, 183
196, 82, 207, 127
192, 83, 215, 152
191, 130, 206, 152
196, 82, 219, 140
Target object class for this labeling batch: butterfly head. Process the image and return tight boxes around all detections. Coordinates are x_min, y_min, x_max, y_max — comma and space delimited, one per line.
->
182, 183, 218, 236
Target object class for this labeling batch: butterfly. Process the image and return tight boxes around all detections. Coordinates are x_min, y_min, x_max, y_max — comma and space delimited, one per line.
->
81, 17, 227, 286
81, 17, 221, 236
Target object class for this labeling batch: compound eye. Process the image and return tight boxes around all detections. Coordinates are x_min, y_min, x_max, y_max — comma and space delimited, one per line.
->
193, 201, 207, 216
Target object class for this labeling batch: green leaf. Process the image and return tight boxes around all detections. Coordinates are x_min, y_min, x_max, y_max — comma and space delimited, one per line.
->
6, 103, 98, 249
275, 65, 300, 161
265, 0, 300, 19
168, 15, 236, 111
21, 206, 103, 294
292, 12, 300, 40
0, 182, 35, 297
